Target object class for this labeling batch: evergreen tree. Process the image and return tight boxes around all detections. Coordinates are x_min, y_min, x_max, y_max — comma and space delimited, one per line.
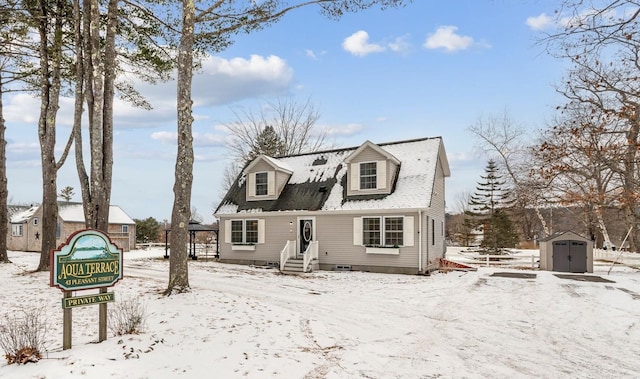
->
466, 160, 518, 252
247, 125, 286, 162
58, 186, 75, 201
135, 217, 161, 243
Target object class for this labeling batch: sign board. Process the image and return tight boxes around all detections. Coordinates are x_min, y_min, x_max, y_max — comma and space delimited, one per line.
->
62, 292, 115, 309
50, 229, 124, 292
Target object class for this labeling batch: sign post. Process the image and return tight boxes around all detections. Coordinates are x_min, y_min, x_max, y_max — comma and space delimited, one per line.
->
50, 229, 124, 349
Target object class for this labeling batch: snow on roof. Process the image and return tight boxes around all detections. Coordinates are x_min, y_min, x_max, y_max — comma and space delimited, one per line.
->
217, 137, 447, 214
244, 154, 294, 174
58, 203, 135, 224
9, 205, 39, 223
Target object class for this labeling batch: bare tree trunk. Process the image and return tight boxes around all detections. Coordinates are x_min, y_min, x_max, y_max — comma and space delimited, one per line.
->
594, 205, 612, 249
36, 0, 63, 271
0, 79, 9, 263
77, 0, 117, 232
166, 0, 195, 294
622, 116, 640, 252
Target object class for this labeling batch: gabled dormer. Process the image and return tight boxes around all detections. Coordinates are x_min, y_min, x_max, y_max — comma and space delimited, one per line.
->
344, 140, 400, 196
244, 155, 293, 201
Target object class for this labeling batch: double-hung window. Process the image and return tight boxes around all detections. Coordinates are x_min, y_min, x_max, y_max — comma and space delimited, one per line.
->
11, 224, 23, 237
231, 219, 258, 244
255, 172, 268, 196
362, 216, 403, 246
359, 162, 377, 190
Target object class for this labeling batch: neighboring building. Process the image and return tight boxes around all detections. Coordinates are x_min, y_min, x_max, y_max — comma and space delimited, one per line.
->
8, 202, 136, 252
214, 137, 450, 274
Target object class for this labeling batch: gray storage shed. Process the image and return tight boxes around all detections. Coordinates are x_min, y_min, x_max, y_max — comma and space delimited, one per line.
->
539, 231, 593, 273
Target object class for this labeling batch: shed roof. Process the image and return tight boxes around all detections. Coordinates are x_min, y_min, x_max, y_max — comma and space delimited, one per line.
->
9, 202, 135, 225
539, 230, 590, 242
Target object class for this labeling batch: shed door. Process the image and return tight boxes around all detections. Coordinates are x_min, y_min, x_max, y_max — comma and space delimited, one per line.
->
552, 240, 587, 273
570, 241, 587, 273
553, 241, 571, 272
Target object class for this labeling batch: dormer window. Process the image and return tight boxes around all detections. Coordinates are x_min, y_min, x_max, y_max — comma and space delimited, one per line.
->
255, 172, 268, 196
360, 162, 377, 190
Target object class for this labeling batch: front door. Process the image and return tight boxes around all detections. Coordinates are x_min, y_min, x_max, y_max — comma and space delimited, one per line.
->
299, 219, 314, 258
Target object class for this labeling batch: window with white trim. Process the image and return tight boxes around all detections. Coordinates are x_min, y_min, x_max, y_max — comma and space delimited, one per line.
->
122, 225, 129, 233
11, 224, 23, 237
231, 219, 258, 244
432, 219, 436, 245
362, 216, 403, 246
359, 162, 377, 190
255, 172, 268, 196
33, 218, 38, 226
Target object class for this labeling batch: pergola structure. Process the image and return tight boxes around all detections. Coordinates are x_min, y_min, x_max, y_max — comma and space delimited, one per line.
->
164, 220, 219, 259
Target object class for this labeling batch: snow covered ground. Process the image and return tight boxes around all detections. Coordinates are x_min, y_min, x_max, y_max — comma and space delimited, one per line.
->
0, 247, 639, 378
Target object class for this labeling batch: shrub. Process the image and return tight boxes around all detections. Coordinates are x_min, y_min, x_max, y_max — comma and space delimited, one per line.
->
0, 307, 50, 364
108, 296, 147, 336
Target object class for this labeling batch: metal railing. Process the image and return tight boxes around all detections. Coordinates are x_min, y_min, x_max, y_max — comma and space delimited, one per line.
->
303, 241, 319, 273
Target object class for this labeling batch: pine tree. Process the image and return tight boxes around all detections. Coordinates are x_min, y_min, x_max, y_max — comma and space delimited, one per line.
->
466, 160, 518, 252
58, 186, 75, 201
247, 125, 286, 162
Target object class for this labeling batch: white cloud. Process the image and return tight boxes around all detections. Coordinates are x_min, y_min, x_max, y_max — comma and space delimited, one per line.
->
342, 31, 386, 57
526, 13, 553, 30
193, 133, 227, 147
192, 55, 294, 106
151, 130, 227, 147
326, 123, 365, 136
388, 35, 411, 54
151, 131, 176, 144
305, 49, 317, 59
305, 49, 327, 60
424, 26, 474, 52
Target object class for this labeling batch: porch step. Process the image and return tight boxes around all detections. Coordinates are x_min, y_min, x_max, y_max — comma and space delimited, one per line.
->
281, 258, 319, 274
282, 258, 305, 274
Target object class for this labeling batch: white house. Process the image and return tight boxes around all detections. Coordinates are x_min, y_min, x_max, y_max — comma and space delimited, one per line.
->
214, 137, 450, 274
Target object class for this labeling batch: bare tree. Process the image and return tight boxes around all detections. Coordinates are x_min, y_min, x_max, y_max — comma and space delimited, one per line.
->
542, 0, 640, 250
535, 103, 623, 248
222, 97, 331, 190
0, 0, 28, 263
32, 0, 76, 271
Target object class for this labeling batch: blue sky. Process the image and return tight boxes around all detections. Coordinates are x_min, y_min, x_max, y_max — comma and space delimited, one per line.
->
4, 0, 567, 223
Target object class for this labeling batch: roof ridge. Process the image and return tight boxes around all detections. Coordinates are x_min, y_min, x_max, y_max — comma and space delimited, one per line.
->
276, 136, 441, 159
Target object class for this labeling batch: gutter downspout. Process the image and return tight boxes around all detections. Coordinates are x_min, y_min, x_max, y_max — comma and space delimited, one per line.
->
418, 210, 422, 273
